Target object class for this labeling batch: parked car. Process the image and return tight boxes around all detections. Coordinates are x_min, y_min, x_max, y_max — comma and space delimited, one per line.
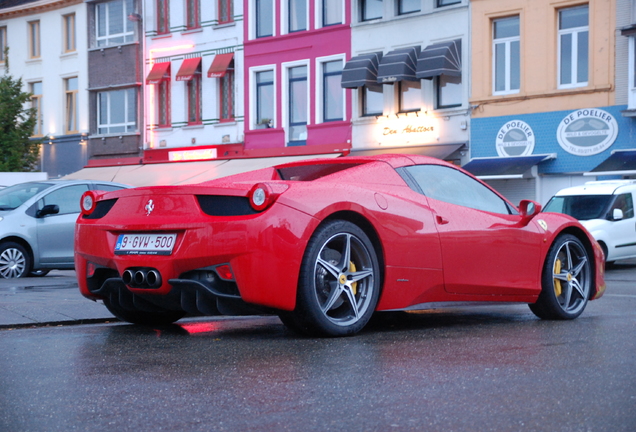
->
543, 180, 636, 263
75, 155, 605, 336
0, 180, 130, 278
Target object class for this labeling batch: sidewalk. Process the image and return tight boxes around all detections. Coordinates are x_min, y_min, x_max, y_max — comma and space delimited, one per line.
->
0, 271, 114, 328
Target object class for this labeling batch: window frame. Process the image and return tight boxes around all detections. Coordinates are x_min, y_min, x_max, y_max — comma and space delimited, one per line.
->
255, 0, 275, 38
63, 13, 76, 53
398, 80, 422, 113
437, 0, 461, 7
30, 82, 43, 137
557, 4, 589, 89
360, 0, 382, 22
97, 88, 137, 135
436, 74, 463, 109
316, 56, 345, 123
95, 0, 136, 48
156, 79, 171, 128
220, 61, 235, 122
398, 0, 420, 16
320, 0, 343, 27
186, 0, 201, 30
218, 0, 234, 24
0, 26, 6, 64
65, 77, 79, 134
361, 84, 384, 117
156, 0, 170, 35
492, 15, 521, 95
251, 66, 277, 129
283, 61, 310, 146
287, 0, 308, 33
28, 20, 41, 59
186, 69, 202, 126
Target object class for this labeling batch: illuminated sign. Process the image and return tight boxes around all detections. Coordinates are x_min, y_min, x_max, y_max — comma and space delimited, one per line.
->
557, 108, 618, 156
376, 116, 437, 145
168, 149, 218, 161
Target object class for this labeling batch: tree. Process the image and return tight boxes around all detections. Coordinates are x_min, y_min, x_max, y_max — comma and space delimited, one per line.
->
0, 47, 40, 172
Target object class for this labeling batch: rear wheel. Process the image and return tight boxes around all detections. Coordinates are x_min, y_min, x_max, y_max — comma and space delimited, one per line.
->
103, 298, 185, 326
288, 220, 381, 337
0, 242, 31, 279
529, 234, 591, 320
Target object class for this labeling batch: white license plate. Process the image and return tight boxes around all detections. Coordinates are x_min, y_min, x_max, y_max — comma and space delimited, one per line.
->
114, 233, 177, 255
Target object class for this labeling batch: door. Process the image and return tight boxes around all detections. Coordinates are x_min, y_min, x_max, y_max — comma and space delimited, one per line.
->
606, 192, 636, 260
36, 184, 89, 265
400, 164, 543, 296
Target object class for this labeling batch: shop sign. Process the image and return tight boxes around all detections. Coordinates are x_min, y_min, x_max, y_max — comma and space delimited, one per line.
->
377, 116, 438, 146
556, 108, 618, 156
496, 120, 535, 157
168, 148, 218, 161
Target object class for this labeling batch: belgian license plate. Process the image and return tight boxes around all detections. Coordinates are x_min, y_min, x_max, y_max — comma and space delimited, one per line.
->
114, 233, 177, 255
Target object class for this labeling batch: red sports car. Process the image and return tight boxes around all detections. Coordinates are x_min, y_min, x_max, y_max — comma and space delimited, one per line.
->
75, 155, 606, 336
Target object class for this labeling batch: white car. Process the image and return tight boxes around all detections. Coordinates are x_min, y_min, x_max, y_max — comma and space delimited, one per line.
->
543, 180, 636, 263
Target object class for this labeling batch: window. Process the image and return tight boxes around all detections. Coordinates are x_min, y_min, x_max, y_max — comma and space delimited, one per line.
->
157, 0, 170, 35
96, 0, 135, 47
255, 70, 274, 127
400, 164, 510, 215
218, 0, 234, 24
322, 60, 343, 122
611, 193, 634, 219
361, 0, 382, 21
437, 0, 460, 6
558, 5, 588, 88
399, 80, 421, 112
40, 185, 89, 216
362, 85, 383, 116
256, 0, 274, 37
398, 0, 420, 15
187, 68, 202, 125
156, 79, 171, 127
30, 82, 43, 137
220, 61, 235, 122
322, 0, 342, 26
289, 0, 307, 32
288, 65, 308, 145
493, 16, 520, 94
63, 14, 76, 52
0, 27, 6, 63
437, 74, 462, 108
97, 88, 137, 134
28, 21, 40, 59
65, 77, 79, 134
186, 0, 200, 29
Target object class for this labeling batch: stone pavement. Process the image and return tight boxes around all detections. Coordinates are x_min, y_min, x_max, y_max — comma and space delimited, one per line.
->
0, 270, 114, 328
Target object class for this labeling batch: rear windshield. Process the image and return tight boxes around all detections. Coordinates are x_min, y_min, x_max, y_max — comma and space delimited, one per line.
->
277, 163, 363, 181
0, 182, 53, 211
543, 195, 613, 220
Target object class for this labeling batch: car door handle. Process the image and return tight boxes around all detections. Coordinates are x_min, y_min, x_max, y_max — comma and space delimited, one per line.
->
436, 215, 449, 225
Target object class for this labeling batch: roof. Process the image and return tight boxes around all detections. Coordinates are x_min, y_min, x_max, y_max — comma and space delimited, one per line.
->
554, 180, 636, 196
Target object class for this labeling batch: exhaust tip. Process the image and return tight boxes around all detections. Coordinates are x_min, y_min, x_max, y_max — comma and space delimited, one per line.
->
146, 270, 161, 288
133, 270, 147, 286
122, 269, 134, 285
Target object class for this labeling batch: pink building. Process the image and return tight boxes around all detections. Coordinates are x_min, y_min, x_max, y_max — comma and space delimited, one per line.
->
243, 0, 351, 154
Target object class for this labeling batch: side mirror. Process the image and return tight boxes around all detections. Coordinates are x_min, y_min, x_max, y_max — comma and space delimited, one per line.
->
519, 200, 542, 224
612, 208, 624, 221
36, 204, 60, 218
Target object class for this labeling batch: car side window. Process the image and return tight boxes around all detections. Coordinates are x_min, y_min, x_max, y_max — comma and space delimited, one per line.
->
39, 184, 90, 216
611, 193, 634, 219
402, 164, 511, 215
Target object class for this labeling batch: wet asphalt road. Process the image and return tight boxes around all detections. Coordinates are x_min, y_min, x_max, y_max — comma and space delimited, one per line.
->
1, 264, 635, 432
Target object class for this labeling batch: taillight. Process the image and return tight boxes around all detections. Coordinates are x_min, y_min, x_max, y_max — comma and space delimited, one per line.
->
80, 191, 99, 216
248, 183, 275, 211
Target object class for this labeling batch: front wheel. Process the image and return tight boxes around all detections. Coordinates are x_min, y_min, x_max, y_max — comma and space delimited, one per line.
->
529, 234, 592, 320
0, 242, 31, 279
289, 220, 381, 337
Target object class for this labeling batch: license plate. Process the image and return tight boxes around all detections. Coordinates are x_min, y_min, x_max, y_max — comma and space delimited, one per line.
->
114, 233, 177, 255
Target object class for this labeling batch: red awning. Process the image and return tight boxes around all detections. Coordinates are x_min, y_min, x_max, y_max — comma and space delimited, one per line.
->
176, 57, 202, 81
146, 62, 171, 84
207, 53, 234, 78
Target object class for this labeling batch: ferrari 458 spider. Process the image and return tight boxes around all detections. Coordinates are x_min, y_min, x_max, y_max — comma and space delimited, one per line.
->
75, 155, 605, 336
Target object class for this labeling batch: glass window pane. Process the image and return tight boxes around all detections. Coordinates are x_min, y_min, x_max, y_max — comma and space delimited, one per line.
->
257, 0, 273, 37
363, 85, 383, 115
399, 0, 420, 15
560, 33, 572, 85
126, 88, 136, 124
494, 43, 506, 92
510, 40, 520, 90
494, 16, 519, 39
577, 30, 589, 83
324, 73, 343, 121
400, 81, 421, 112
108, 0, 124, 35
323, 0, 342, 26
559, 5, 588, 30
362, 0, 382, 21
438, 74, 462, 107
289, 0, 307, 31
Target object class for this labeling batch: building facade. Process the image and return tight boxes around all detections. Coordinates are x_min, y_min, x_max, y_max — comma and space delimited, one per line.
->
469, 0, 634, 205
1, 0, 88, 178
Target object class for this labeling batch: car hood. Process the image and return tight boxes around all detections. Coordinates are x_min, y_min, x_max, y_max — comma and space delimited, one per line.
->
579, 218, 606, 232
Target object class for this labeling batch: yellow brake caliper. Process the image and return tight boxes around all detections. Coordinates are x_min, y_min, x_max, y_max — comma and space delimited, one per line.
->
349, 262, 358, 296
554, 259, 562, 297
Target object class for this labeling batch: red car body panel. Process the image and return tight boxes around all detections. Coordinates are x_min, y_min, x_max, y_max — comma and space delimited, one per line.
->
75, 155, 605, 318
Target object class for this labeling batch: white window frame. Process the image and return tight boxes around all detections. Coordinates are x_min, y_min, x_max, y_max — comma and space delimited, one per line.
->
282, 0, 309, 35
249, 0, 277, 39
315, 54, 346, 123
557, 5, 589, 89
315, 0, 344, 29
629, 36, 636, 109
492, 16, 520, 95
282, 59, 310, 145
97, 88, 137, 135
249, 64, 277, 129
95, 0, 135, 48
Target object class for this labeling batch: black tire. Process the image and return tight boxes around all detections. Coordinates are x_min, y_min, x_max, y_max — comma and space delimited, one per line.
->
289, 220, 381, 337
529, 234, 592, 320
0, 242, 32, 279
103, 297, 185, 326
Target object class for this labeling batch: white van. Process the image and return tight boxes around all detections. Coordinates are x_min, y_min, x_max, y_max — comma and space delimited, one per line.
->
543, 180, 636, 263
